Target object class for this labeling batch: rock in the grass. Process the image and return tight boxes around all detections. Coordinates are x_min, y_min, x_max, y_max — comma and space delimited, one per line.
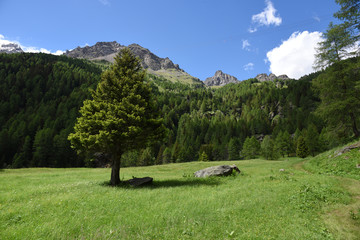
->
194, 165, 240, 178
126, 177, 153, 187
334, 142, 360, 157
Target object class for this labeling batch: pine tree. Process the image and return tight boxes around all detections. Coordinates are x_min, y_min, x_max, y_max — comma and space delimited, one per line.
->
228, 138, 240, 160
296, 136, 309, 158
162, 147, 171, 164
313, 59, 360, 138
305, 123, 320, 156
261, 135, 277, 160
198, 151, 209, 162
314, 22, 355, 70
334, 0, 360, 45
68, 48, 165, 185
275, 130, 293, 157
241, 136, 260, 159
274, 131, 286, 157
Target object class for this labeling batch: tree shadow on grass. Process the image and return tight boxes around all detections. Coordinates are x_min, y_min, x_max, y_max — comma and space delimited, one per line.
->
100, 177, 221, 189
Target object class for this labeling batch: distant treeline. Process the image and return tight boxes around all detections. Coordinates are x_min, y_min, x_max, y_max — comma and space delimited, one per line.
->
0, 53, 101, 168
0, 53, 359, 168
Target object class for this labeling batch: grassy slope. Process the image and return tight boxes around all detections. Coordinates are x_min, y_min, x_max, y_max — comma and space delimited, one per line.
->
303, 141, 360, 238
1, 158, 358, 239
304, 141, 360, 180
147, 69, 203, 87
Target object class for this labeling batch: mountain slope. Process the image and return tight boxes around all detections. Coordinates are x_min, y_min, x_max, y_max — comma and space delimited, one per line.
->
204, 70, 239, 86
255, 73, 290, 82
64, 41, 203, 86
0, 53, 101, 168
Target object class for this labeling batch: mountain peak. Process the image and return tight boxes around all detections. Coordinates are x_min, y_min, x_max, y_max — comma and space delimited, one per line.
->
65, 41, 123, 59
0, 42, 23, 54
255, 73, 289, 82
63, 41, 202, 86
204, 70, 239, 87
64, 41, 183, 72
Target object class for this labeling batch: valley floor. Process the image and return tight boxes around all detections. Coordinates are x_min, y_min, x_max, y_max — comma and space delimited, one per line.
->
0, 158, 359, 239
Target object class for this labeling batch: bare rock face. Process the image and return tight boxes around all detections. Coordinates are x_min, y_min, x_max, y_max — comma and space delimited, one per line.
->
0, 43, 23, 54
64, 41, 123, 59
128, 44, 181, 71
204, 70, 239, 87
64, 41, 182, 72
194, 164, 241, 177
255, 73, 289, 82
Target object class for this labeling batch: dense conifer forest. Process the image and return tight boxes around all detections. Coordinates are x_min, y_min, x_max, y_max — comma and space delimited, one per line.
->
0, 52, 359, 168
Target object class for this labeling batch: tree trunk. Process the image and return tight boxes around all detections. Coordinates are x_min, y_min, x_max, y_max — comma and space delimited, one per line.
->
110, 151, 121, 186
349, 112, 360, 138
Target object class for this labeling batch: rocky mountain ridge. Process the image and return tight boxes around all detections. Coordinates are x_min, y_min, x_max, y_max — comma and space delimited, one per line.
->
64, 41, 122, 59
64, 41, 203, 86
255, 73, 289, 82
0, 43, 23, 54
204, 70, 239, 87
64, 41, 183, 72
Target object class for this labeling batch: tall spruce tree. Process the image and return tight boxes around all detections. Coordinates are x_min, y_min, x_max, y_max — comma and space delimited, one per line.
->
241, 136, 260, 159
228, 138, 240, 160
334, 0, 360, 44
315, 0, 360, 70
261, 135, 277, 160
68, 48, 165, 185
305, 123, 320, 156
296, 136, 309, 158
314, 22, 355, 70
313, 59, 360, 138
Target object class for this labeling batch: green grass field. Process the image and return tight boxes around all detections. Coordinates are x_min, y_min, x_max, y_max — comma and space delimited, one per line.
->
1, 154, 359, 239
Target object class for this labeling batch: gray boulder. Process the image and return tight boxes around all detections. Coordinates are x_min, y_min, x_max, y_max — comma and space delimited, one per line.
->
194, 165, 240, 178
126, 177, 153, 187
333, 142, 360, 157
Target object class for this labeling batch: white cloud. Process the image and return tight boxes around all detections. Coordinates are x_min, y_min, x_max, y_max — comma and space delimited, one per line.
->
248, 27, 257, 33
0, 34, 64, 55
244, 62, 254, 71
0, 34, 15, 45
99, 0, 110, 6
313, 16, 321, 22
250, 0, 282, 32
242, 40, 251, 51
266, 31, 323, 79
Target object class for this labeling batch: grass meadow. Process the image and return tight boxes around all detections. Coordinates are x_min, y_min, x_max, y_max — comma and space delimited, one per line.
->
1, 156, 359, 239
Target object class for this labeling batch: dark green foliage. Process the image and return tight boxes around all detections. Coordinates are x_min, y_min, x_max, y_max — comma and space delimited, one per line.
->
275, 131, 293, 157
138, 147, 155, 166
296, 136, 309, 158
242, 136, 260, 159
199, 144, 214, 161
315, 0, 360, 69
0, 53, 101, 168
228, 138, 241, 160
334, 0, 360, 44
305, 123, 320, 156
198, 151, 209, 162
313, 58, 360, 138
315, 22, 355, 69
261, 135, 278, 160
69, 48, 165, 185
1, 51, 360, 168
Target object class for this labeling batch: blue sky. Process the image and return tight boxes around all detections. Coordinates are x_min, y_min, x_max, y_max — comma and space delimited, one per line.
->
0, 0, 340, 80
